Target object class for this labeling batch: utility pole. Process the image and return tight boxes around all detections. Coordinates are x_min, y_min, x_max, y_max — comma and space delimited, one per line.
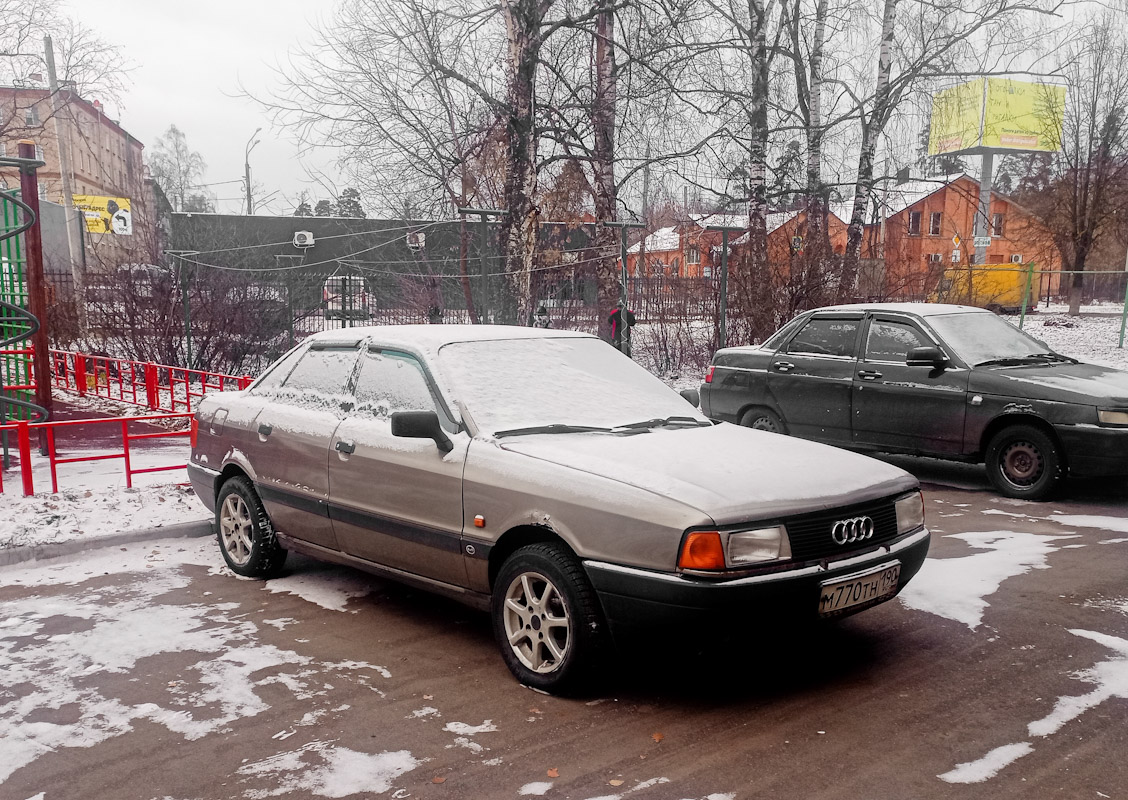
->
603, 219, 646, 306
44, 36, 84, 327
458, 207, 506, 323
706, 224, 745, 349
244, 128, 261, 215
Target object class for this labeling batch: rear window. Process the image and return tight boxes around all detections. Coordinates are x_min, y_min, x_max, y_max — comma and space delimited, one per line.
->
786, 318, 860, 357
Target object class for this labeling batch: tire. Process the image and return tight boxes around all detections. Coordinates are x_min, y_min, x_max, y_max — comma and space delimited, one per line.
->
740, 407, 787, 435
491, 543, 608, 694
985, 424, 1061, 501
216, 476, 288, 578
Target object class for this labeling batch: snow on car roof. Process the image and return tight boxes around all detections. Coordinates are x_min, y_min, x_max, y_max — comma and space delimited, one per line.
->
305, 324, 593, 355
812, 302, 990, 316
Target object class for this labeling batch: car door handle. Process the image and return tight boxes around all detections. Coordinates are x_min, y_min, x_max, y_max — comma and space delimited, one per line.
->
334, 439, 355, 454
257, 423, 273, 436
774, 361, 795, 373
858, 370, 882, 381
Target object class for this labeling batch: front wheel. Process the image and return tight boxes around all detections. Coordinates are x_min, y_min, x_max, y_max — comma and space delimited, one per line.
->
216, 476, 288, 577
491, 543, 608, 694
740, 407, 787, 434
985, 424, 1061, 501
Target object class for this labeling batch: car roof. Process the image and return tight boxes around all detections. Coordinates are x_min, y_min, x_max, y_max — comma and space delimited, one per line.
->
809, 302, 989, 317
306, 324, 594, 355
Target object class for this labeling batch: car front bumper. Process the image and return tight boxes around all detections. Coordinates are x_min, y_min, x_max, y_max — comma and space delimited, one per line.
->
583, 527, 930, 634
1054, 424, 1128, 477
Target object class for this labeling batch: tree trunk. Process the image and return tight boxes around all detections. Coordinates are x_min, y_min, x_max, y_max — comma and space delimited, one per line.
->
592, 0, 620, 340
840, 0, 898, 301
803, 0, 830, 305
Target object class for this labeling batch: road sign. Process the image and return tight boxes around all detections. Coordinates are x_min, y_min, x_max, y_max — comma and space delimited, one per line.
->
952, 235, 961, 247
973, 236, 992, 248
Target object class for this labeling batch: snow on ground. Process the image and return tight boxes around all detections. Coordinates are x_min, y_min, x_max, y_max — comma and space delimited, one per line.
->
1016, 311, 1128, 370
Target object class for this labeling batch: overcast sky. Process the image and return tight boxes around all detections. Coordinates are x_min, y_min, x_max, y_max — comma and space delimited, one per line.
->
62, 0, 342, 216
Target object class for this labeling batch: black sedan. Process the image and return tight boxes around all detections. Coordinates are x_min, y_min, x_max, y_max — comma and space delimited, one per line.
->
700, 303, 1128, 500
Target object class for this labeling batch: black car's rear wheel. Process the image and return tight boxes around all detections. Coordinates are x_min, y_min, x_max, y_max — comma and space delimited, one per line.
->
740, 407, 787, 434
216, 476, 288, 578
985, 425, 1061, 501
491, 543, 607, 694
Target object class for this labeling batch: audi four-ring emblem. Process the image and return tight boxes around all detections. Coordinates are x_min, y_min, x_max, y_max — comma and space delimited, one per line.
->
831, 516, 874, 545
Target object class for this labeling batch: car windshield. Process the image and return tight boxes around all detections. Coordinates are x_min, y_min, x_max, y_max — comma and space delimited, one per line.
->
436, 337, 706, 436
926, 312, 1064, 365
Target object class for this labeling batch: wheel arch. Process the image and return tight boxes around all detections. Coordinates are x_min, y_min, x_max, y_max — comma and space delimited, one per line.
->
216, 463, 252, 502
737, 402, 785, 426
487, 524, 576, 591
978, 414, 1065, 468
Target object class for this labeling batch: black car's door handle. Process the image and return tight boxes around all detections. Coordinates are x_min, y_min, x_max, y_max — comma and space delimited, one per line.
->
858, 370, 882, 381
258, 423, 273, 436
335, 439, 355, 454
774, 361, 795, 372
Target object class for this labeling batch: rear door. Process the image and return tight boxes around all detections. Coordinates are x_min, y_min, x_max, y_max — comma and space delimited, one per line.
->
852, 314, 970, 454
328, 347, 469, 586
767, 313, 862, 444
251, 342, 361, 551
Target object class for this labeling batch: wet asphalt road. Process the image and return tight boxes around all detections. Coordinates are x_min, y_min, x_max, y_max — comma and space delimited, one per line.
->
1, 465, 1126, 800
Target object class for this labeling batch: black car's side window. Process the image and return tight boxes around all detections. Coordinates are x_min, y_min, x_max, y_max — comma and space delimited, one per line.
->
275, 346, 360, 410
865, 320, 929, 362
786, 318, 860, 357
353, 350, 437, 419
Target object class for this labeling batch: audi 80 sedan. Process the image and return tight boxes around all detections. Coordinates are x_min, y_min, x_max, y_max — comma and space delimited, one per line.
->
189, 325, 930, 692
700, 303, 1128, 501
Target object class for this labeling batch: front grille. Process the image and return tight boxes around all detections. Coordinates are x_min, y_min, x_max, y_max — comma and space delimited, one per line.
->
784, 497, 901, 562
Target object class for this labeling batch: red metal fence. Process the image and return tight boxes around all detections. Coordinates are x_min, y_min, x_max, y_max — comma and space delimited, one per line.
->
49, 350, 254, 413
0, 413, 194, 496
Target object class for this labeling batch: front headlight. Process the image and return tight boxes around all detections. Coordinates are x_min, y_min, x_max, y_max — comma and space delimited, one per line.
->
1097, 408, 1128, 426
895, 491, 925, 535
727, 526, 791, 566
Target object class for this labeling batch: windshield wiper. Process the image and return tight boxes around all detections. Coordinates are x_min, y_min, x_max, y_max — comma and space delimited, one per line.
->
975, 356, 1046, 367
1029, 351, 1078, 364
494, 423, 614, 438
616, 416, 713, 430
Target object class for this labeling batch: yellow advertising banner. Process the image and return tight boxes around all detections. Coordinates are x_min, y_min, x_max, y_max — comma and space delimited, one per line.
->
982, 78, 1066, 152
73, 195, 133, 235
928, 78, 1065, 155
928, 79, 984, 156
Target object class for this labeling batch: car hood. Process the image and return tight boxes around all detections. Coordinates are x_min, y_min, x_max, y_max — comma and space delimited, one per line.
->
497, 423, 918, 524
970, 362, 1128, 405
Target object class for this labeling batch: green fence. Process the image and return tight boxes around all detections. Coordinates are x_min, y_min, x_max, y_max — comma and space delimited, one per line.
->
1, 190, 34, 420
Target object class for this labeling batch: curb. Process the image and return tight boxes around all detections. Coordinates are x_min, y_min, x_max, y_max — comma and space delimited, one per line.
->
0, 519, 214, 568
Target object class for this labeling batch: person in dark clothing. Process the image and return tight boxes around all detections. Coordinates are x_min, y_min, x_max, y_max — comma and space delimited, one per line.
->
607, 303, 636, 355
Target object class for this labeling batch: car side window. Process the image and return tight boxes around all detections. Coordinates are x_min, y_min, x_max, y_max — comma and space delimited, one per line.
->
353, 350, 437, 419
865, 320, 930, 362
785, 318, 860, 357
247, 345, 304, 397
275, 346, 360, 410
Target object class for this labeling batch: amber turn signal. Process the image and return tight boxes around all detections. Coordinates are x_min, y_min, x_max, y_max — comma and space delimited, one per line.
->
473, 514, 486, 528
678, 530, 725, 570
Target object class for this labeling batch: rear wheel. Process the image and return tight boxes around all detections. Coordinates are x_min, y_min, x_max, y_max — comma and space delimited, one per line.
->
740, 407, 787, 434
985, 424, 1061, 501
216, 476, 288, 577
491, 543, 608, 694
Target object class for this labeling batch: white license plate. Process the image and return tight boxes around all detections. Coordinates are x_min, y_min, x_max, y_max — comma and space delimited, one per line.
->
819, 562, 901, 616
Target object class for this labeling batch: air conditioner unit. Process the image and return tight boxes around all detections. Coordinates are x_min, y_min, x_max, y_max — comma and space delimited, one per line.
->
1010, 254, 1023, 263
293, 231, 315, 248
928, 253, 943, 263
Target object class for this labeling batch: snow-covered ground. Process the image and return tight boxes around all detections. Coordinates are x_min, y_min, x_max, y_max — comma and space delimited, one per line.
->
1, 314, 1125, 553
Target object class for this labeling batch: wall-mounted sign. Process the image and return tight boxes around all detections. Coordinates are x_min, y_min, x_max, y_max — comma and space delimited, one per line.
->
73, 195, 132, 235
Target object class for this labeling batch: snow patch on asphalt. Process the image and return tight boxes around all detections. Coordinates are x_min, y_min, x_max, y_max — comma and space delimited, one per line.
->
443, 720, 498, 736
938, 742, 1034, 783
1048, 514, 1128, 534
236, 741, 420, 797
263, 565, 376, 612
519, 781, 553, 795
899, 530, 1077, 629
1026, 629, 1128, 737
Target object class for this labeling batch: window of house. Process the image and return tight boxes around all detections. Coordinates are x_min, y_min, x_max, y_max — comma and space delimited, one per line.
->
34, 145, 44, 162
24, 106, 39, 126
908, 211, 922, 235
686, 246, 700, 265
992, 213, 1006, 237
929, 212, 943, 236
671, 257, 680, 277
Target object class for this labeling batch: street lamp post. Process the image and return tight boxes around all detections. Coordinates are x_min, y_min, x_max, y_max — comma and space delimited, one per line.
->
244, 127, 262, 215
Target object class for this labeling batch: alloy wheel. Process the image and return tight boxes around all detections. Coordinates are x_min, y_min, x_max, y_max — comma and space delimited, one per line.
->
219, 494, 254, 566
502, 571, 571, 673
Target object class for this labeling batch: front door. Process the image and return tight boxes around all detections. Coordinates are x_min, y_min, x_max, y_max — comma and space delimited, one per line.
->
767, 314, 862, 444
328, 348, 469, 587
852, 315, 970, 454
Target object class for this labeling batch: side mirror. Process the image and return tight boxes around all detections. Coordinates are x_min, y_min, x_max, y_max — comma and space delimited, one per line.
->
391, 410, 453, 453
906, 346, 948, 368
679, 388, 700, 407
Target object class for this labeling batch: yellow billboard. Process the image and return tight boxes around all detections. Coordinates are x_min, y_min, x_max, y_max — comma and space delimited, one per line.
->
73, 195, 133, 235
928, 78, 1065, 155
928, 78, 984, 156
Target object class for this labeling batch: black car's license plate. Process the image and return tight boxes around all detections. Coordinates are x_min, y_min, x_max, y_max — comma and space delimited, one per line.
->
819, 562, 902, 616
